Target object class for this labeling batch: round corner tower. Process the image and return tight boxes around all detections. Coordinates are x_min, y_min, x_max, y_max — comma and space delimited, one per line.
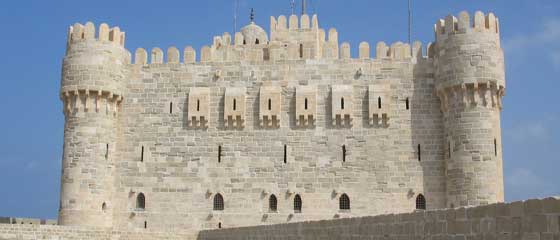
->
59, 22, 129, 227
434, 11, 506, 208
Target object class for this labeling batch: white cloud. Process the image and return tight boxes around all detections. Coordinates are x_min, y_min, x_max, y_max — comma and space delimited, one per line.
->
503, 18, 560, 69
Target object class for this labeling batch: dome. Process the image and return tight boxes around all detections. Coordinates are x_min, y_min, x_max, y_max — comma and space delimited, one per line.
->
240, 22, 269, 45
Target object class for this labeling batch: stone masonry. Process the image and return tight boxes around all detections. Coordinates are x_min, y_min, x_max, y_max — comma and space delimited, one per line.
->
57, 10, 506, 233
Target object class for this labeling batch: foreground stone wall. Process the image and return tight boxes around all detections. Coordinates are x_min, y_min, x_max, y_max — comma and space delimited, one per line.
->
0, 225, 196, 240
198, 197, 560, 239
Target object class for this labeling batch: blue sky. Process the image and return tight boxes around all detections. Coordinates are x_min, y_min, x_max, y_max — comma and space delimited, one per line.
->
0, 0, 558, 219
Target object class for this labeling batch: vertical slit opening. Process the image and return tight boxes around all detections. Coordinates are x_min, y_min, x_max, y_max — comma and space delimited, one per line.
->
341, 98, 345, 110
448, 142, 451, 159
233, 99, 237, 111
141, 146, 144, 162
342, 145, 346, 162
378, 97, 382, 109
105, 144, 109, 160
299, 44, 304, 58
144, 221, 147, 229
197, 99, 200, 111
268, 99, 272, 111
169, 102, 173, 114
218, 145, 222, 163
218, 222, 222, 229
417, 144, 421, 162
304, 98, 308, 110
284, 145, 287, 164
494, 138, 498, 156
406, 98, 410, 110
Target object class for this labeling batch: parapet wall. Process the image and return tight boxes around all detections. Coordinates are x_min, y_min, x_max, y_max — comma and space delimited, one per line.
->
198, 197, 560, 239
0, 224, 196, 240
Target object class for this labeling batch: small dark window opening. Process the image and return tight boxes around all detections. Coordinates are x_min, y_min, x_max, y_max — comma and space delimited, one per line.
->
341, 98, 345, 110
255, 39, 260, 44
243, 40, 246, 45
214, 193, 224, 211
342, 145, 347, 162
417, 144, 421, 162
233, 99, 237, 111
197, 99, 200, 112
294, 194, 302, 213
144, 221, 147, 229
378, 97, 382, 109
416, 194, 426, 210
304, 98, 308, 110
169, 102, 173, 114
406, 98, 410, 110
263, 48, 270, 61
268, 99, 272, 111
339, 194, 350, 210
141, 146, 144, 162
299, 44, 304, 58
494, 138, 498, 156
218, 145, 222, 163
102, 202, 107, 212
218, 222, 222, 229
283, 145, 287, 164
136, 193, 146, 210
105, 144, 109, 160
269, 194, 278, 212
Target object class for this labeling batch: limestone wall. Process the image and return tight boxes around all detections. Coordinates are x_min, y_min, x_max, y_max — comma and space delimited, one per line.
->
0, 224, 196, 240
198, 197, 560, 239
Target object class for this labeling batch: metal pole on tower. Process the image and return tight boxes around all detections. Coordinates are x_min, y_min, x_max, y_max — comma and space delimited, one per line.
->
408, 0, 412, 46
234, 0, 238, 33
302, 0, 307, 16
291, 0, 296, 15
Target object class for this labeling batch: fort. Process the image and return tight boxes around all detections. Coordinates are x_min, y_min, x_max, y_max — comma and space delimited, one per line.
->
0, 7, 558, 240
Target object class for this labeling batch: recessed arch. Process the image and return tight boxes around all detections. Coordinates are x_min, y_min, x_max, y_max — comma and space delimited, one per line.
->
214, 193, 224, 211
136, 193, 146, 210
416, 194, 426, 210
294, 194, 302, 213
339, 194, 350, 210
269, 194, 278, 212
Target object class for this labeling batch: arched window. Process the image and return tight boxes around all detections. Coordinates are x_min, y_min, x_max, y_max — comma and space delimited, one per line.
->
304, 98, 308, 110
255, 39, 260, 44
269, 194, 278, 212
214, 193, 224, 211
136, 193, 146, 210
416, 194, 426, 210
341, 98, 345, 110
339, 194, 350, 210
294, 194, 302, 213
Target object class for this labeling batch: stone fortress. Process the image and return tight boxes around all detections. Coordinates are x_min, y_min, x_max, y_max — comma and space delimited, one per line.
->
58, 8, 507, 232
2, 6, 558, 240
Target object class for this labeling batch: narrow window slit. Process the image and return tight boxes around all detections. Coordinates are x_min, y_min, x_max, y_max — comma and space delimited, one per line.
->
233, 99, 237, 111
406, 98, 410, 110
299, 44, 304, 58
105, 144, 109, 160
304, 98, 308, 110
197, 99, 200, 112
342, 145, 347, 162
494, 138, 498, 156
417, 144, 421, 162
341, 98, 345, 110
284, 145, 287, 164
169, 102, 173, 114
378, 97, 382, 109
144, 221, 147, 229
141, 146, 144, 162
218, 145, 222, 163
268, 99, 272, 111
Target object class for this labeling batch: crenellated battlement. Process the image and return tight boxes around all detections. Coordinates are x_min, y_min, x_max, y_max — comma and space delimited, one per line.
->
434, 11, 500, 42
270, 14, 319, 32
67, 22, 126, 48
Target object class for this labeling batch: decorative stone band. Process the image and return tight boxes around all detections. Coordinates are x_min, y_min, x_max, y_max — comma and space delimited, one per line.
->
60, 89, 124, 116
435, 82, 505, 112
